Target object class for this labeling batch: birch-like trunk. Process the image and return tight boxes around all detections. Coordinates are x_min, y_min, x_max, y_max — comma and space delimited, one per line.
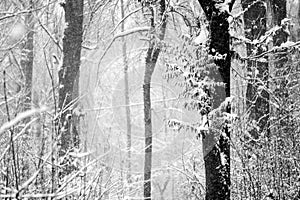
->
287, 0, 300, 41
120, 0, 132, 187
230, 0, 247, 198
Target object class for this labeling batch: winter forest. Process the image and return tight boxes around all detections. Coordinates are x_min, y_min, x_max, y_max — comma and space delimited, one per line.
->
0, 0, 300, 199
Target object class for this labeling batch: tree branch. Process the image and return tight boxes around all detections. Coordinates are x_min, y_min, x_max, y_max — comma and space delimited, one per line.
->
110, 6, 143, 35
96, 26, 150, 78
37, 19, 63, 52
0, 1, 56, 21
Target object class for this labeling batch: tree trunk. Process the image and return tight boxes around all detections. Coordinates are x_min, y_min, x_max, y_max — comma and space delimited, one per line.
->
18, 0, 35, 186
242, 0, 287, 198
58, 0, 84, 177
143, 1, 167, 199
266, 1, 288, 198
242, 0, 287, 141
287, 0, 300, 41
120, 0, 132, 188
230, 0, 247, 198
21, 1, 34, 111
197, 0, 234, 199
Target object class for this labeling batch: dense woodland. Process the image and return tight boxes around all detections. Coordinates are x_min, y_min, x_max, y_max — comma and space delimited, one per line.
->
0, 0, 300, 199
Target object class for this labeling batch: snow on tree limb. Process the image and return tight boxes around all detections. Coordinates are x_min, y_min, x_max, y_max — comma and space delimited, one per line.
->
18, 153, 52, 192
109, 7, 143, 35
0, 118, 37, 162
0, 107, 48, 135
97, 26, 150, 77
242, 40, 300, 60
232, 0, 263, 19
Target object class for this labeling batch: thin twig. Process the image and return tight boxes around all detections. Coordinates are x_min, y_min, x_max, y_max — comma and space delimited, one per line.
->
38, 19, 63, 52
0, 0, 57, 21
42, 43, 59, 193
0, 118, 37, 162
96, 26, 150, 79
3, 70, 19, 192
109, 7, 143, 35
244, 41, 300, 60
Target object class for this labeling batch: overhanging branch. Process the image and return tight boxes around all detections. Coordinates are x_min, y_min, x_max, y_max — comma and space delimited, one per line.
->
96, 26, 150, 78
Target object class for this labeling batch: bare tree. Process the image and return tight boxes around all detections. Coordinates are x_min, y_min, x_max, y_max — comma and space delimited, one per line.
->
197, 0, 235, 199
154, 176, 170, 200
120, 0, 132, 187
142, 0, 167, 199
287, 0, 300, 41
20, 0, 34, 111
58, 0, 84, 177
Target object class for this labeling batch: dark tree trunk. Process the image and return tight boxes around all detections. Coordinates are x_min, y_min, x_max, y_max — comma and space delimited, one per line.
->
197, 1, 234, 199
58, 0, 84, 177
242, 0, 287, 146
143, 1, 167, 199
242, 0, 287, 142
243, 0, 269, 145
242, 0, 287, 198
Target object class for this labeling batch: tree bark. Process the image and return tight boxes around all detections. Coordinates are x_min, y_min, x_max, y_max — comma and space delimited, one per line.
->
267, 1, 288, 198
19, 0, 35, 187
58, 0, 84, 177
230, 0, 247, 198
21, 0, 34, 111
120, 0, 133, 197
197, 0, 234, 199
242, 0, 287, 198
143, 1, 167, 199
242, 0, 287, 142
120, 0, 132, 187
287, 0, 300, 41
